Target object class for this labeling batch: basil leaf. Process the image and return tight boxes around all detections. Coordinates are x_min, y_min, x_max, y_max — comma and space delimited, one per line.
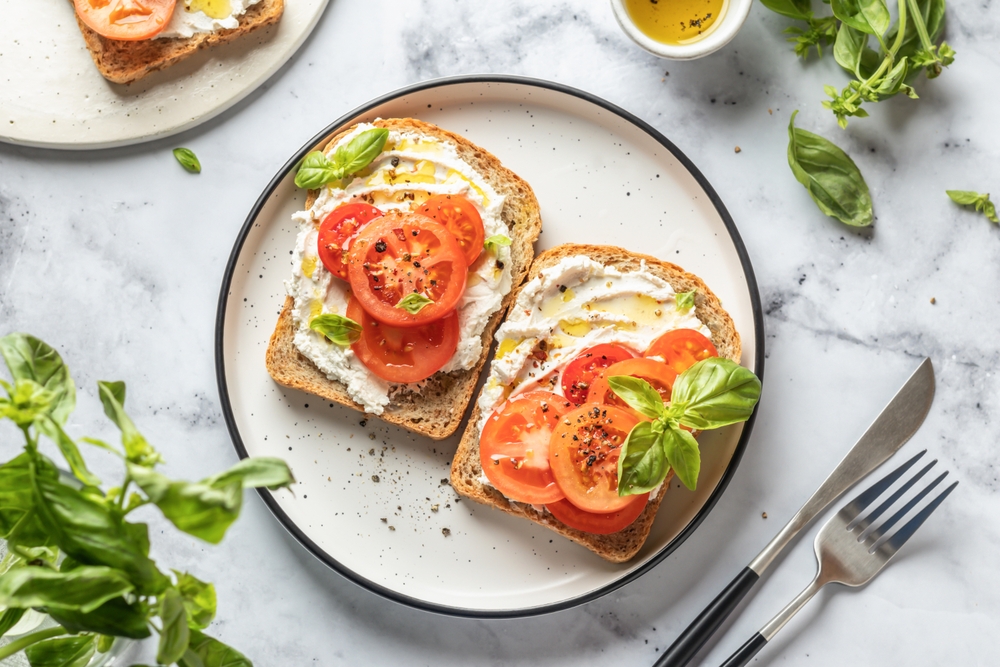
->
832, 0, 890, 36
759, 0, 812, 19
787, 111, 874, 227
0, 565, 133, 613
661, 426, 701, 491
48, 596, 152, 639
0, 333, 76, 425
309, 314, 362, 346
1, 379, 55, 428
36, 416, 100, 487
0, 453, 50, 546
834, 23, 867, 76
396, 293, 433, 314
174, 571, 217, 630
617, 421, 670, 496
607, 376, 665, 420
874, 57, 910, 95
173, 148, 202, 174
179, 630, 252, 667
97, 381, 161, 467
670, 357, 762, 430
483, 234, 512, 253
294, 152, 346, 190
24, 634, 96, 667
0, 607, 26, 637
158, 587, 190, 665
947, 190, 999, 223
675, 290, 696, 312
333, 128, 390, 176
208, 457, 294, 491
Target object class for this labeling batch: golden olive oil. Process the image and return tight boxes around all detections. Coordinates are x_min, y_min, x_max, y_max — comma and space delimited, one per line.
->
187, 0, 232, 20
624, 0, 727, 45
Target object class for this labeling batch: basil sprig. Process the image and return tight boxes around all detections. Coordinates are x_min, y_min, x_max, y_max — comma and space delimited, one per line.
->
610, 357, 761, 494
396, 293, 433, 314
0, 333, 292, 665
294, 128, 389, 189
172, 148, 201, 174
788, 111, 873, 227
310, 313, 362, 346
947, 190, 998, 224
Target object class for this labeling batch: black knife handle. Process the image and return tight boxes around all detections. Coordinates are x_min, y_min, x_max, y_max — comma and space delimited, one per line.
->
719, 632, 768, 667
653, 566, 760, 667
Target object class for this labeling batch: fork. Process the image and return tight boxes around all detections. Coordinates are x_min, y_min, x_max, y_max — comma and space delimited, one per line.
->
718, 449, 957, 667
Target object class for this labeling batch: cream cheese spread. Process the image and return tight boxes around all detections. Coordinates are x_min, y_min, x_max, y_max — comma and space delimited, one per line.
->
157, 0, 262, 39
286, 123, 511, 414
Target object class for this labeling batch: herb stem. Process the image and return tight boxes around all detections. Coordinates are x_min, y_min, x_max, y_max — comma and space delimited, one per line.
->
117, 475, 131, 512
0, 626, 67, 660
905, 0, 935, 52
845, 0, 907, 107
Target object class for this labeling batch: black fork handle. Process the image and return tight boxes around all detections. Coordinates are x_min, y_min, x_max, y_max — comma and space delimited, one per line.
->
653, 566, 760, 667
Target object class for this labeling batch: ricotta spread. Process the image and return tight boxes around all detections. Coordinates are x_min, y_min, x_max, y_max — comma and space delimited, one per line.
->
157, 0, 262, 39
286, 123, 511, 414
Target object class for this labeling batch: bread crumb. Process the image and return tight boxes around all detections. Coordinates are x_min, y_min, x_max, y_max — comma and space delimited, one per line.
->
768, 109, 773, 115
371, 475, 380, 483
762, 512, 768, 519
388, 525, 395, 531
930, 297, 936, 304
380, 517, 387, 523
431, 504, 439, 512
442, 528, 451, 537
734, 146, 742, 154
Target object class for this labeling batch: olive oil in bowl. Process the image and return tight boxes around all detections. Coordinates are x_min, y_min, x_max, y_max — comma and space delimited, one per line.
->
623, 0, 728, 45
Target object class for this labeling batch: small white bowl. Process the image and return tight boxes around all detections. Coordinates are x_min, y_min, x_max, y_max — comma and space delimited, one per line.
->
610, 0, 753, 60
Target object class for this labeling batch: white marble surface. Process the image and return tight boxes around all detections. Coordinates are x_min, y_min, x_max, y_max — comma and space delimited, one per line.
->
2, 0, 999, 664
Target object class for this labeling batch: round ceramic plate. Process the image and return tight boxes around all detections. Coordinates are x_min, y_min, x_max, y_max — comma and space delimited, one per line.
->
216, 76, 764, 617
0, 0, 327, 150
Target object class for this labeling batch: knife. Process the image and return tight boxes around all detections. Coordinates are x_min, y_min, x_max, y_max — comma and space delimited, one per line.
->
654, 357, 935, 667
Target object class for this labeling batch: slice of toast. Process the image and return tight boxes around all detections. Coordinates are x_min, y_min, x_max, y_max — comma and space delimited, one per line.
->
450, 244, 743, 562
265, 118, 542, 440
72, 0, 284, 85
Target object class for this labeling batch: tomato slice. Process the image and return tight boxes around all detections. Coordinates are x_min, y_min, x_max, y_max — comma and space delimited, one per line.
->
644, 329, 718, 374
545, 495, 648, 534
317, 203, 383, 280
479, 391, 573, 505
74, 0, 176, 41
346, 297, 458, 384
586, 358, 678, 409
346, 212, 468, 327
416, 195, 485, 266
560, 344, 637, 405
548, 404, 639, 513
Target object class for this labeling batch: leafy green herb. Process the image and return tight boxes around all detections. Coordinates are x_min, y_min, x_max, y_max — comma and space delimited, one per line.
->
675, 290, 696, 312
309, 314, 362, 346
396, 293, 434, 314
0, 333, 293, 665
946, 190, 998, 224
172, 149, 201, 174
483, 234, 512, 253
787, 111, 873, 227
294, 128, 389, 189
611, 357, 761, 495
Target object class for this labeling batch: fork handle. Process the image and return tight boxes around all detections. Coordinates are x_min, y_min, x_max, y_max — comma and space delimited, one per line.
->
653, 567, 759, 667
718, 633, 767, 667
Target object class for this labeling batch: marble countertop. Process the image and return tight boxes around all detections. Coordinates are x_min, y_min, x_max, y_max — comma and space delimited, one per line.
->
2, 0, 999, 664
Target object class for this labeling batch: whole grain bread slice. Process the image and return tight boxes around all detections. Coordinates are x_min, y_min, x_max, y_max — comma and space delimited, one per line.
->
449, 243, 743, 562
265, 118, 542, 440
72, 0, 283, 85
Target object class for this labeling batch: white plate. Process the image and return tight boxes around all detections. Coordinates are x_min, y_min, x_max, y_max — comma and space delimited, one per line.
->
216, 76, 764, 617
0, 0, 327, 150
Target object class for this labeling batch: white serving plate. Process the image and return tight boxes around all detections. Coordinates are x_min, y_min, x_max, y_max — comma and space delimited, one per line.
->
216, 76, 764, 617
0, 0, 327, 150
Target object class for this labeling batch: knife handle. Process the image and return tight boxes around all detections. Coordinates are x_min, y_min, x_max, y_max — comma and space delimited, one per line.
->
718, 632, 768, 667
653, 567, 760, 667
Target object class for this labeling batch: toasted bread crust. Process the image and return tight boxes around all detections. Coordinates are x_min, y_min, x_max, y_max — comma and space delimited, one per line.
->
449, 244, 743, 562
72, 0, 284, 85
265, 118, 542, 440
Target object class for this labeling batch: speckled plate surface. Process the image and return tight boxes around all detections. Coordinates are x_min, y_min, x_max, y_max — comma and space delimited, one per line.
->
0, 0, 327, 150
216, 76, 764, 617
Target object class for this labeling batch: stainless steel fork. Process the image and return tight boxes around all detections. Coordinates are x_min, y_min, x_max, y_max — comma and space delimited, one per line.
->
719, 450, 957, 667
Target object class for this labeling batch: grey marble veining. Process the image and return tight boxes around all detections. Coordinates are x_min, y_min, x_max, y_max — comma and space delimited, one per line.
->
2, 0, 999, 664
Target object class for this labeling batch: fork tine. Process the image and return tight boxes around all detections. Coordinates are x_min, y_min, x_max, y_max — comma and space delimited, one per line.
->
842, 450, 926, 524
878, 480, 958, 554
851, 459, 937, 534
867, 474, 955, 551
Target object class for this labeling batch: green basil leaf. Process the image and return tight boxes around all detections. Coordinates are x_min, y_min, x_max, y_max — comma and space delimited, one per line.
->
35, 416, 100, 487
0, 334, 75, 425
946, 190, 985, 205
333, 127, 390, 176
674, 290, 696, 312
0, 565, 133, 613
25, 634, 96, 667
173, 571, 217, 630
97, 381, 161, 467
0, 453, 51, 547
208, 457, 294, 491
293, 151, 346, 190
96, 634, 114, 653
834, 23, 867, 75
670, 357, 762, 430
607, 376, 665, 420
0, 607, 26, 637
173, 148, 202, 174
47, 596, 152, 639
787, 111, 874, 227
617, 421, 670, 496
983, 199, 999, 224
874, 57, 910, 95
1, 378, 56, 428
759, 0, 813, 19
309, 314, 362, 346
179, 630, 252, 667
832, 0, 890, 36
396, 293, 433, 314
483, 234, 512, 253
124, 521, 151, 557
158, 587, 190, 665
661, 426, 701, 491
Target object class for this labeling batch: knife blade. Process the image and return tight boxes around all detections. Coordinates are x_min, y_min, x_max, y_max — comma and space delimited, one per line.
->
654, 357, 935, 667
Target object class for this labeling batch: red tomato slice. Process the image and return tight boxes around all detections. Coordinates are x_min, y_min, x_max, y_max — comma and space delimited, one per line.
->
74, 0, 175, 41
346, 212, 468, 327
479, 391, 573, 505
317, 203, 383, 280
416, 195, 485, 266
560, 344, 637, 405
545, 495, 648, 534
548, 404, 639, 513
346, 297, 458, 384
644, 329, 718, 374
586, 358, 678, 409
